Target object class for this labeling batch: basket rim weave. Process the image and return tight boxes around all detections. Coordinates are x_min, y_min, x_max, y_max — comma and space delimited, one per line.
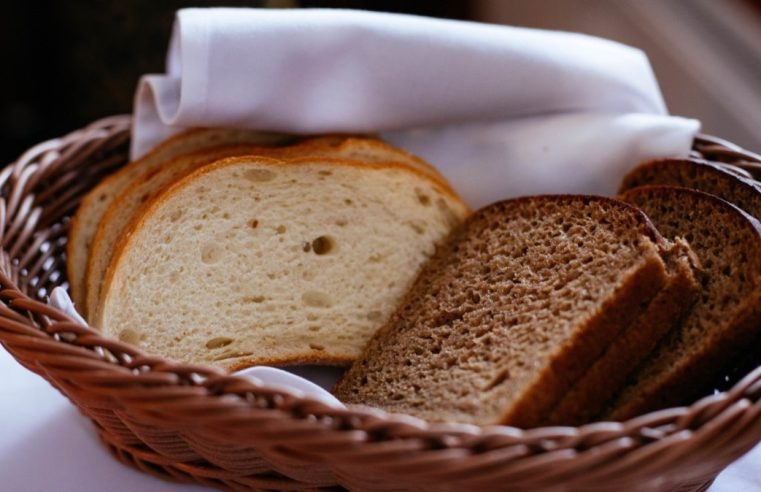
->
1, 115, 760, 491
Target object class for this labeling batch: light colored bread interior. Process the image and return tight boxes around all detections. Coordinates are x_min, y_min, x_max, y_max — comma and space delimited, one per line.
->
86, 135, 464, 321
96, 156, 468, 371
67, 128, 295, 309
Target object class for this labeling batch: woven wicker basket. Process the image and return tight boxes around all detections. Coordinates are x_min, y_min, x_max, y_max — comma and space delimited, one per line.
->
1, 115, 760, 491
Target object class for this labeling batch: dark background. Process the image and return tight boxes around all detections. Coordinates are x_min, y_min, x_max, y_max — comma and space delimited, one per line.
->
0, 1, 469, 164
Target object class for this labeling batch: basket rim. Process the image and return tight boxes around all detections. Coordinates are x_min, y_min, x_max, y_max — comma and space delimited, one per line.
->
1, 114, 760, 490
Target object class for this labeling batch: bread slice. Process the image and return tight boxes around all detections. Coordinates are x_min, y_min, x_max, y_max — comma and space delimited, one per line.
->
85, 136, 462, 320
607, 186, 761, 420
333, 195, 675, 427
70, 129, 297, 306
619, 158, 761, 220
546, 239, 700, 425
95, 156, 468, 371
67, 128, 295, 308
84, 144, 279, 318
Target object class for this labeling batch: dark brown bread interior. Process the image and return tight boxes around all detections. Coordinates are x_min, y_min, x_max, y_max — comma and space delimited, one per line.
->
547, 239, 700, 426
333, 195, 671, 427
608, 186, 761, 420
619, 159, 761, 220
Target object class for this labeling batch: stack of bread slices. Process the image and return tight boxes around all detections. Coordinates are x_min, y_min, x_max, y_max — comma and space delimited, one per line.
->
71, 128, 761, 427
70, 129, 469, 370
334, 158, 761, 426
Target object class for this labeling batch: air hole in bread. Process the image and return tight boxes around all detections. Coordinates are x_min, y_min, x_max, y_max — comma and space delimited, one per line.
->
407, 220, 426, 235
223, 212, 231, 219
194, 224, 203, 231
302, 290, 333, 308
249, 219, 259, 229
367, 310, 382, 321
212, 351, 254, 362
308, 325, 321, 332
244, 169, 276, 182
119, 329, 141, 345
169, 209, 183, 222
302, 242, 311, 253
344, 198, 353, 206
318, 170, 333, 176
206, 337, 234, 349
415, 188, 431, 206
309, 342, 325, 351
335, 219, 348, 227
275, 225, 286, 234
311, 236, 334, 255
201, 244, 223, 264
242, 295, 265, 303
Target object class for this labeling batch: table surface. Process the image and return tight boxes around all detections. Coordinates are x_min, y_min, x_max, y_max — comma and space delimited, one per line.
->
1, 346, 758, 491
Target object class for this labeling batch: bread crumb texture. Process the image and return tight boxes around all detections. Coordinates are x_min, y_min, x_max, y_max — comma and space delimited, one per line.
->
99, 159, 467, 371
334, 195, 668, 426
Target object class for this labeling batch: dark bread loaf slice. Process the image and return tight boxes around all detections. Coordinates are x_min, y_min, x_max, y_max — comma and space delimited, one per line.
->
619, 158, 761, 220
607, 186, 761, 420
333, 195, 676, 427
547, 239, 700, 425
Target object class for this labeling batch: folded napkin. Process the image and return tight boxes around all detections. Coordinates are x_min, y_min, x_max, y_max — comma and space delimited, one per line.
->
133, 8, 699, 208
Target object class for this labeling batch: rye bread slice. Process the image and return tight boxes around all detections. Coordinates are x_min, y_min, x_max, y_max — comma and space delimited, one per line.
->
67, 128, 295, 308
619, 158, 761, 220
607, 186, 761, 420
333, 195, 673, 427
546, 239, 700, 425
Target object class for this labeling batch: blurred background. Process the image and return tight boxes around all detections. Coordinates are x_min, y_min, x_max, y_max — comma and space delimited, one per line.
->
2, 0, 760, 163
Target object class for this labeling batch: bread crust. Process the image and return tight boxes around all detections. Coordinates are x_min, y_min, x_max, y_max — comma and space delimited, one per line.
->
619, 158, 761, 219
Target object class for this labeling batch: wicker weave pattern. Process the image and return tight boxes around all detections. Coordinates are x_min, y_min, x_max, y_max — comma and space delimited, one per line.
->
0, 115, 760, 491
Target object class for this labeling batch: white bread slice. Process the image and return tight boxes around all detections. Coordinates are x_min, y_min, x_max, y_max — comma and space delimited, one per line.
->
85, 136, 461, 320
96, 156, 468, 371
67, 128, 295, 308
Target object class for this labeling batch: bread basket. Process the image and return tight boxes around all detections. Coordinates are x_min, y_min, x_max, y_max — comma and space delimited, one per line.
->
1, 114, 760, 491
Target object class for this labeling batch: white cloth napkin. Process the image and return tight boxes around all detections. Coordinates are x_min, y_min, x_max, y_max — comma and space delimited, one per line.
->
133, 8, 699, 208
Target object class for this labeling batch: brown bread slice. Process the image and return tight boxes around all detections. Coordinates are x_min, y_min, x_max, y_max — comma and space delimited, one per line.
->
333, 195, 673, 427
607, 186, 761, 420
619, 158, 761, 220
546, 239, 700, 425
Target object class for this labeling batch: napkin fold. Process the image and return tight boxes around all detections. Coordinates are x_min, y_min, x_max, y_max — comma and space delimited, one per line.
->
133, 8, 699, 207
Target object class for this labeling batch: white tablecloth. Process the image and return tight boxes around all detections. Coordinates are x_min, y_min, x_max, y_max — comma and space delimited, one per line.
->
0, 345, 757, 491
